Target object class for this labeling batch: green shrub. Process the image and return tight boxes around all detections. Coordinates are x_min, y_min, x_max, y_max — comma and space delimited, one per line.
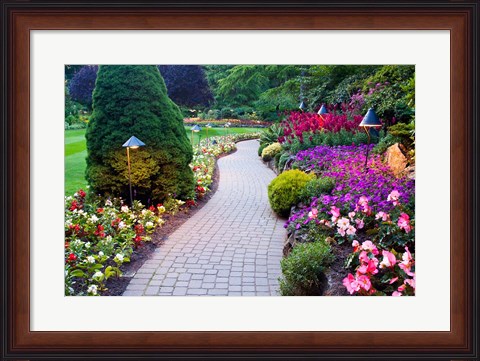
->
85, 65, 194, 202
260, 123, 283, 147
268, 169, 315, 217
279, 241, 334, 296
261, 142, 282, 162
274, 151, 282, 169
299, 176, 335, 204
258, 143, 267, 157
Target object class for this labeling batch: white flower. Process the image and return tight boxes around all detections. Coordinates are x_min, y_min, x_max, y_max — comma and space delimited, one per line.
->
115, 253, 124, 262
105, 235, 113, 243
130, 214, 135, 219
92, 271, 103, 280
86, 256, 95, 264
87, 284, 98, 295
78, 210, 84, 215
146, 221, 154, 228
105, 199, 113, 206
85, 242, 91, 249
141, 209, 147, 215
118, 221, 126, 229
98, 251, 104, 256
88, 215, 98, 223
74, 192, 78, 197
121, 205, 129, 213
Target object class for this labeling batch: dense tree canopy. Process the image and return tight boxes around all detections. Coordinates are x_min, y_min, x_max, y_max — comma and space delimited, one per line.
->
68, 65, 98, 107
158, 65, 213, 108
85, 65, 194, 202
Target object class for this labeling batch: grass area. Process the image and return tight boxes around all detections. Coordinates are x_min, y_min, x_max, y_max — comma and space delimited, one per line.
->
65, 127, 262, 196
185, 126, 261, 146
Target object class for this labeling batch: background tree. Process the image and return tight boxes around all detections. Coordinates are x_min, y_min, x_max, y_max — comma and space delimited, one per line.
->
158, 65, 213, 108
85, 65, 194, 202
68, 65, 98, 108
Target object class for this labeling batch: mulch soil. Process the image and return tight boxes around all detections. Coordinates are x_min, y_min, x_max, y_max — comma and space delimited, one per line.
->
103, 150, 231, 296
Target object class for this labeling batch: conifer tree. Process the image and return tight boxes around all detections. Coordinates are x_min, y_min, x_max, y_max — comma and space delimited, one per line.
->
85, 65, 194, 202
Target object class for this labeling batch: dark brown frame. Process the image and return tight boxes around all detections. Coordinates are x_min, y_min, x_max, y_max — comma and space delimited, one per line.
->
1, 1, 478, 360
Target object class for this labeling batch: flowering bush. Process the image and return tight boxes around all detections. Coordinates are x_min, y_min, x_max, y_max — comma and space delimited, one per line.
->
261, 142, 282, 161
184, 118, 269, 128
65, 190, 164, 296
278, 111, 364, 144
343, 239, 415, 296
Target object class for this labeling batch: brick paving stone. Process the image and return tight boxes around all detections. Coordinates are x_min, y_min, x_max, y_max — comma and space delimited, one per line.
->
123, 140, 285, 296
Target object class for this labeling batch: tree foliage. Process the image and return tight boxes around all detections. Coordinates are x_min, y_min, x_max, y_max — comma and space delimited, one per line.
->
68, 65, 98, 107
158, 65, 213, 107
85, 65, 194, 202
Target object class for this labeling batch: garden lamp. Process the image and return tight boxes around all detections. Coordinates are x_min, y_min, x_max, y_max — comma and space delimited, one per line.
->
191, 124, 201, 145
359, 108, 382, 171
299, 101, 307, 112
317, 104, 328, 116
205, 123, 212, 147
122, 136, 146, 205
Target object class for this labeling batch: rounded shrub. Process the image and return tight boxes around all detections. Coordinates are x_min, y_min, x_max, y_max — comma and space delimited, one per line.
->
299, 176, 336, 204
85, 65, 194, 202
258, 143, 267, 157
261, 142, 282, 162
279, 241, 334, 296
268, 169, 315, 217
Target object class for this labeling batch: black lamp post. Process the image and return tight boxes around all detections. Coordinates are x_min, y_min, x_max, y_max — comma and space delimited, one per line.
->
359, 108, 382, 171
205, 123, 212, 147
317, 104, 328, 116
191, 125, 201, 146
299, 101, 307, 112
122, 135, 146, 205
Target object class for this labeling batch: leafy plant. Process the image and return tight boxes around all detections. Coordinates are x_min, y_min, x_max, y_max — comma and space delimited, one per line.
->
279, 241, 334, 296
298, 176, 335, 204
261, 142, 282, 162
268, 169, 315, 217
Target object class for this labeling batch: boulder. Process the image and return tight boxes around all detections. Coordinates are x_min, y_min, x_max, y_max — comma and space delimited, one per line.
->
385, 143, 408, 176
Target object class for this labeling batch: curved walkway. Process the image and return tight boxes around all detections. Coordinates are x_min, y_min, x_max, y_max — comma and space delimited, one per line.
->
123, 140, 285, 296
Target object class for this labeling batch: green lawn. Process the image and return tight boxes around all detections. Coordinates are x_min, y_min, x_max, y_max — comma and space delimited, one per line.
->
185, 126, 260, 146
65, 127, 262, 196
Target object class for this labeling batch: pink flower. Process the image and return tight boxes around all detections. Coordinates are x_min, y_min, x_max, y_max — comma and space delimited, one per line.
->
361, 240, 379, 255
397, 284, 406, 292
357, 275, 371, 291
358, 251, 369, 263
358, 196, 369, 206
352, 240, 360, 248
330, 206, 340, 218
379, 250, 397, 268
392, 291, 402, 296
404, 278, 416, 289
346, 225, 356, 236
387, 190, 401, 206
398, 246, 415, 277
355, 218, 364, 229
308, 208, 318, 219
389, 277, 399, 284
343, 274, 360, 294
397, 213, 412, 233
337, 227, 346, 237
348, 211, 356, 220
337, 217, 350, 229
375, 211, 390, 222
357, 259, 378, 275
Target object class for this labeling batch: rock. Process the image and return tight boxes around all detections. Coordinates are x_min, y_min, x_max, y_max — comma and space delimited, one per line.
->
385, 143, 407, 176
402, 165, 415, 179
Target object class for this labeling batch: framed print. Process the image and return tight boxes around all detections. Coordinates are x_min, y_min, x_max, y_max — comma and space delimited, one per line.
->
1, 1, 479, 360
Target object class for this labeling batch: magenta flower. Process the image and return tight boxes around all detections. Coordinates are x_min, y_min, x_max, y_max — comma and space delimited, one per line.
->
343, 274, 360, 294
397, 213, 412, 233
379, 250, 397, 268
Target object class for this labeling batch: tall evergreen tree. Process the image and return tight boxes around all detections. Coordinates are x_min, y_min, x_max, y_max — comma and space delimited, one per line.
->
85, 65, 194, 202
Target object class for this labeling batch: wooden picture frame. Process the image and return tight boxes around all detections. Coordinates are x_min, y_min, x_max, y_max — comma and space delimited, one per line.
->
1, 1, 478, 359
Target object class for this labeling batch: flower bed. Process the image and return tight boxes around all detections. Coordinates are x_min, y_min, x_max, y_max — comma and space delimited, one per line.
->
184, 118, 269, 127
65, 191, 164, 296
283, 144, 415, 296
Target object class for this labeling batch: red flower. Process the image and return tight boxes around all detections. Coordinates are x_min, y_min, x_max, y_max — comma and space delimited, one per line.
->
69, 224, 81, 233
134, 235, 142, 243
149, 205, 155, 212
68, 253, 77, 262
64, 242, 69, 249
156, 203, 163, 208
69, 200, 78, 211
78, 189, 86, 198
97, 208, 104, 213
134, 224, 144, 235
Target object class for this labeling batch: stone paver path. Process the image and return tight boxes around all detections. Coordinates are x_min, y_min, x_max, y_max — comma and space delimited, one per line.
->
123, 139, 285, 296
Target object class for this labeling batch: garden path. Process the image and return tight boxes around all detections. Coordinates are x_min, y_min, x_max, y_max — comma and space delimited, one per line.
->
123, 139, 285, 296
